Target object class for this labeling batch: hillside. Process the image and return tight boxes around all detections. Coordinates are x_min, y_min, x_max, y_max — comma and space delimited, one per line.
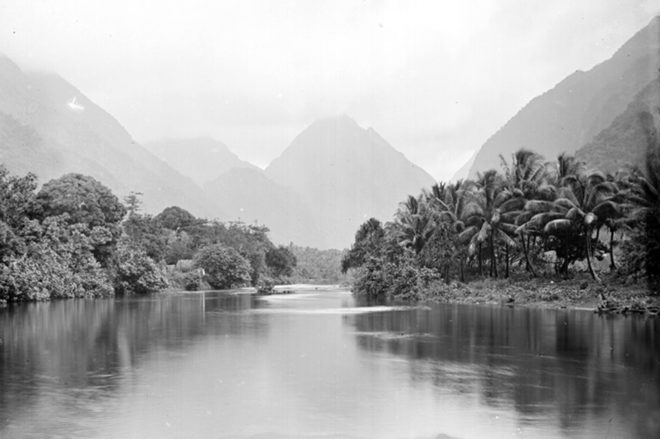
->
468, 16, 660, 176
0, 55, 214, 217
265, 115, 436, 249
146, 138, 257, 186
576, 76, 660, 173
204, 167, 323, 247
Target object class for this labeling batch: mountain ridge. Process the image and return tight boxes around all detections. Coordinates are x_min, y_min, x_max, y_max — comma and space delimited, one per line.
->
467, 16, 660, 176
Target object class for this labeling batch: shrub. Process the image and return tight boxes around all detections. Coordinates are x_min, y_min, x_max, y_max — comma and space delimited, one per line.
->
193, 244, 252, 289
113, 245, 168, 295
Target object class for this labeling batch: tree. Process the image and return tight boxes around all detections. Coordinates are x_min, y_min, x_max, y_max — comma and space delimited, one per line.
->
33, 174, 126, 265
112, 242, 168, 295
124, 191, 144, 217
394, 195, 434, 255
34, 173, 126, 227
154, 206, 198, 231
341, 218, 386, 272
194, 244, 252, 289
266, 246, 297, 278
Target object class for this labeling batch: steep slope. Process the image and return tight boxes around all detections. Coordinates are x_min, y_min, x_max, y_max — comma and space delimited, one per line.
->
0, 55, 214, 217
451, 151, 477, 182
576, 76, 660, 173
265, 115, 436, 249
469, 16, 660, 176
204, 167, 323, 247
146, 138, 257, 186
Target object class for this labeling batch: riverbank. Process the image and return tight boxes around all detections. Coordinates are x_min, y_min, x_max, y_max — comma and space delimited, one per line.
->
417, 274, 659, 316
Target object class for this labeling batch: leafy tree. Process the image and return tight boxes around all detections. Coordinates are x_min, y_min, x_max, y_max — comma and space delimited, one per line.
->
122, 213, 168, 261
33, 174, 126, 265
341, 218, 386, 272
193, 244, 252, 289
112, 242, 168, 295
265, 245, 297, 278
34, 173, 126, 226
154, 206, 198, 231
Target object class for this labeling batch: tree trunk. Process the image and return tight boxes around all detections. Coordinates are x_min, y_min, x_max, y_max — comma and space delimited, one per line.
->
609, 227, 616, 271
460, 258, 465, 282
478, 243, 483, 276
505, 243, 510, 278
520, 232, 537, 277
585, 228, 600, 282
490, 232, 498, 278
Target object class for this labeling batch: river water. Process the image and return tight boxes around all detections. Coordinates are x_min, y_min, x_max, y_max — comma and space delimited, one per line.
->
0, 287, 658, 438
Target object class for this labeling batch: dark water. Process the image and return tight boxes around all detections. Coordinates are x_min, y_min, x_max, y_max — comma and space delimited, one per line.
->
0, 288, 658, 438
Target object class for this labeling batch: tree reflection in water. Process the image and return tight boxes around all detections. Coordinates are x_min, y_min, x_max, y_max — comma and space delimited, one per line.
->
348, 304, 660, 438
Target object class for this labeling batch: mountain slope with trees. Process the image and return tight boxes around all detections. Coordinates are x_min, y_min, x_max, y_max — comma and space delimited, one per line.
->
468, 16, 660, 177
0, 55, 214, 217
576, 76, 660, 173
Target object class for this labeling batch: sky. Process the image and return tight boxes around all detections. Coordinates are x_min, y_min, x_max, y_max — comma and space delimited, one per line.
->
0, 0, 658, 180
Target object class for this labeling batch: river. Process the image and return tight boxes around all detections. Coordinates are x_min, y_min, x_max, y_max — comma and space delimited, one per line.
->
0, 287, 658, 438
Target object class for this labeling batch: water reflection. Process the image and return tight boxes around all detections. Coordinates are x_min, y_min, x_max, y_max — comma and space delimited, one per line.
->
0, 290, 658, 438
348, 304, 660, 438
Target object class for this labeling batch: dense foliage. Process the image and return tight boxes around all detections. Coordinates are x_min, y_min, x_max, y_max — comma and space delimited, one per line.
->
193, 244, 252, 289
290, 246, 348, 284
344, 125, 660, 300
0, 168, 298, 303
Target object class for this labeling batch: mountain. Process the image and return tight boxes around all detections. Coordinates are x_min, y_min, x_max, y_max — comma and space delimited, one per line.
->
0, 55, 214, 217
265, 115, 436, 249
146, 137, 258, 186
451, 151, 476, 181
468, 16, 660, 177
204, 167, 323, 247
576, 76, 660, 173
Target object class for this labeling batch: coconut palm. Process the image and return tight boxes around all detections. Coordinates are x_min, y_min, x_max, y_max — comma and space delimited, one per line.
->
500, 149, 554, 276
543, 171, 618, 281
425, 180, 470, 280
395, 194, 435, 255
460, 170, 520, 278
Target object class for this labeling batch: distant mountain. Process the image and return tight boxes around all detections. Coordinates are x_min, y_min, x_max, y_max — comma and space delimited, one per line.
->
265, 115, 436, 249
204, 167, 323, 247
0, 55, 213, 216
468, 16, 660, 177
576, 76, 660, 173
146, 137, 257, 186
451, 151, 476, 182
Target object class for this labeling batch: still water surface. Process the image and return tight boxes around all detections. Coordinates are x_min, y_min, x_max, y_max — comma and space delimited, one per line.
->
1, 288, 659, 438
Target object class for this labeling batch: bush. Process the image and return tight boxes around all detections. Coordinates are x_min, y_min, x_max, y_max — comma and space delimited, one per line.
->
168, 270, 206, 291
352, 255, 439, 302
0, 246, 113, 301
113, 245, 168, 295
193, 244, 252, 289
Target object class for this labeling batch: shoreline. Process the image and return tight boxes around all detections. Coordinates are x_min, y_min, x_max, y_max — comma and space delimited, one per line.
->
413, 275, 659, 316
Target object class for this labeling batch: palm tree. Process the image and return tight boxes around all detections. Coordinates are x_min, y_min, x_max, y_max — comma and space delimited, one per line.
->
395, 194, 434, 255
460, 170, 519, 278
425, 181, 469, 281
501, 149, 553, 276
544, 171, 618, 281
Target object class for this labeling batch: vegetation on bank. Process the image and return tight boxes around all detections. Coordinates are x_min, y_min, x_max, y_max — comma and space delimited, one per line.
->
343, 113, 660, 309
0, 170, 299, 304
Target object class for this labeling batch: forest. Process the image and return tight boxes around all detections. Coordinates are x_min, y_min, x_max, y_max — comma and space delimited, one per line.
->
342, 116, 660, 305
0, 170, 300, 304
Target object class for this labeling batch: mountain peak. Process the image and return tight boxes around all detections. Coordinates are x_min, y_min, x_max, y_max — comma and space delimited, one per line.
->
265, 118, 435, 249
309, 114, 360, 129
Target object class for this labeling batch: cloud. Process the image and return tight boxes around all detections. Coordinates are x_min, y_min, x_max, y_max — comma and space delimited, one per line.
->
0, 0, 656, 179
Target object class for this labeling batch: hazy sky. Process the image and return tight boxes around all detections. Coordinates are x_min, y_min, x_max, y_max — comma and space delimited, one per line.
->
1, 0, 658, 179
